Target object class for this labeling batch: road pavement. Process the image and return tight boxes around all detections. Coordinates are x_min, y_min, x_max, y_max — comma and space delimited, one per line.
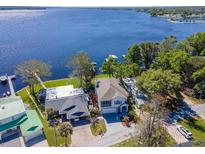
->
166, 125, 188, 144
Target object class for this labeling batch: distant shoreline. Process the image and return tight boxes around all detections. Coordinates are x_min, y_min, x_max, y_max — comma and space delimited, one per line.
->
167, 19, 205, 24
0, 6, 46, 10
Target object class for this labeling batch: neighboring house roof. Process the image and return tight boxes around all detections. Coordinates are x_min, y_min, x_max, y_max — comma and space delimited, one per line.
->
0, 114, 27, 132
45, 94, 90, 119
0, 96, 25, 120
96, 78, 128, 101
0, 110, 43, 137
20, 110, 43, 136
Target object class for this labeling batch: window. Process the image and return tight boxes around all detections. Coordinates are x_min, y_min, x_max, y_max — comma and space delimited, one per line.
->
114, 100, 122, 105
101, 100, 112, 107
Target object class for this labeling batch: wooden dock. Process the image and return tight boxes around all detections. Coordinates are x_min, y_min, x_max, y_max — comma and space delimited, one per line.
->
8, 75, 16, 96
34, 73, 46, 89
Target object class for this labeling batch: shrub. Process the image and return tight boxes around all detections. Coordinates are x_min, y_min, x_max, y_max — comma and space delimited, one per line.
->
128, 110, 139, 122
122, 116, 130, 123
90, 119, 107, 136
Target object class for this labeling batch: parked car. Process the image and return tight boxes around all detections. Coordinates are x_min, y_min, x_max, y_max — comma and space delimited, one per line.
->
177, 125, 192, 139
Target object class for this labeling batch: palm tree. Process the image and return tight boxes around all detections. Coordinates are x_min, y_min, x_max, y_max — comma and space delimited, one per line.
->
58, 122, 73, 147
46, 108, 58, 146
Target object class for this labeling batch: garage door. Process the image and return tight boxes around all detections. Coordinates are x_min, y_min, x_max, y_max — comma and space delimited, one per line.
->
102, 107, 118, 114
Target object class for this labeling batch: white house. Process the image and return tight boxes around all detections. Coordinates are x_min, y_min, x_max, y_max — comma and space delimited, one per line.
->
95, 78, 129, 114
40, 85, 90, 122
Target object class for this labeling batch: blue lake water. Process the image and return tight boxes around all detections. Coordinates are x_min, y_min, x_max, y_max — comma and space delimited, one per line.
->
0, 8, 205, 94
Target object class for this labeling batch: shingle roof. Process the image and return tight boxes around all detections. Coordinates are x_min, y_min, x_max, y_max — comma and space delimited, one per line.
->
96, 78, 128, 101
0, 96, 25, 120
45, 94, 90, 119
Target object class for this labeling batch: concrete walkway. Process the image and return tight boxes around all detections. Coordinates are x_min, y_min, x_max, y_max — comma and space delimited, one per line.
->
34, 73, 46, 89
7, 75, 15, 96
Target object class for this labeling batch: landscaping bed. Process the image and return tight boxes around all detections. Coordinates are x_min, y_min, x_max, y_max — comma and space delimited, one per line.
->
90, 119, 107, 136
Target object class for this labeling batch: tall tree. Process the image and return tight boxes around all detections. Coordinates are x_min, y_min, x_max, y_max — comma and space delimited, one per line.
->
131, 103, 171, 147
137, 69, 182, 100
125, 44, 142, 65
46, 108, 59, 146
101, 57, 118, 77
183, 56, 205, 87
139, 42, 159, 69
154, 51, 190, 74
67, 52, 96, 90
58, 122, 73, 147
113, 63, 141, 79
113, 63, 127, 79
159, 35, 177, 52
15, 60, 51, 96
192, 66, 205, 99
177, 32, 205, 56
126, 63, 141, 77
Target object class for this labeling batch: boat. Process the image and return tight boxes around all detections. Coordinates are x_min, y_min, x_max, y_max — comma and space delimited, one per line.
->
122, 54, 126, 58
0, 75, 8, 84
105, 54, 118, 61
6, 91, 11, 96
91, 62, 97, 65
3, 93, 6, 97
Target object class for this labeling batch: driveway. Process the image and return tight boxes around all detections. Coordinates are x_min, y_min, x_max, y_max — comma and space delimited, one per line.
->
80, 114, 136, 147
70, 124, 99, 147
166, 125, 188, 144
189, 104, 205, 120
167, 102, 197, 124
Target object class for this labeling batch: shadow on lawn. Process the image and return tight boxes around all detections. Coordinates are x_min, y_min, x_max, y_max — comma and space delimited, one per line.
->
186, 118, 205, 132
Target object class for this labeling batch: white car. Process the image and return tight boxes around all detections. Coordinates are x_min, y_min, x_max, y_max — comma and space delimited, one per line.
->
177, 125, 192, 139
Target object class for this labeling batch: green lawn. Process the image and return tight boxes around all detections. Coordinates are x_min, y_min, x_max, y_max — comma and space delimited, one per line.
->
178, 117, 205, 145
113, 130, 176, 147
17, 74, 109, 146
90, 119, 107, 136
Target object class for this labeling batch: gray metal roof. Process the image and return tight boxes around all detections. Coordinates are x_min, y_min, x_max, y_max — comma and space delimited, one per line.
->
96, 78, 128, 101
45, 94, 90, 119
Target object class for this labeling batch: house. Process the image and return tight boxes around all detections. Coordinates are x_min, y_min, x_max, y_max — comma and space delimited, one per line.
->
95, 78, 129, 114
39, 85, 90, 122
0, 96, 43, 142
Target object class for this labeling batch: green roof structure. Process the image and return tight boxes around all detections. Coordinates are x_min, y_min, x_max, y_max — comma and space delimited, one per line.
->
0, 114, 27, 132
0, 96, 43, 137
0, 96, 25, 120
20, 110, 43, 136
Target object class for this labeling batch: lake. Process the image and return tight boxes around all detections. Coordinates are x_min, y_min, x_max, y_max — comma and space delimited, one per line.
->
0, 8, 205, 94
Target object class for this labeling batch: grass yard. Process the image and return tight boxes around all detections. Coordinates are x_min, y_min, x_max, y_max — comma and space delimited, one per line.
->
16, 74, 108, 146
178, 117, 205, 145
90, 119, 107, 136
113, 130, 176, 147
